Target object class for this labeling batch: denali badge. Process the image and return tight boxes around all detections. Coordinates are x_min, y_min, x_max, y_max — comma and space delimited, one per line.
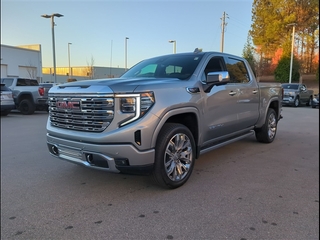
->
56, 101, 80, 109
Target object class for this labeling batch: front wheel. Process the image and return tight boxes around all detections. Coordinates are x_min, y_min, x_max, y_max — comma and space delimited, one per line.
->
153, 123, 195, 189
254, 108, 278, 143
293, 97, 300, 107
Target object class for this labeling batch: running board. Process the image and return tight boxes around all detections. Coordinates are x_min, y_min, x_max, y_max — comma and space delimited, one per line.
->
199, 130, 255, 155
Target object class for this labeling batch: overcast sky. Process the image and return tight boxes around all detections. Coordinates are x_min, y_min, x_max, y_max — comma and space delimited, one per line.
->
1, 0, 253, 68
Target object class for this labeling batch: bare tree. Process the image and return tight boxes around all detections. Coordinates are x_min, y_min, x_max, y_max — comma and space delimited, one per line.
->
86, 55, 95, 79
26, 61, 37, 79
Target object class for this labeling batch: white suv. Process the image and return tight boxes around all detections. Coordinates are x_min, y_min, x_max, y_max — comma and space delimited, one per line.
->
1, 83, 15, 116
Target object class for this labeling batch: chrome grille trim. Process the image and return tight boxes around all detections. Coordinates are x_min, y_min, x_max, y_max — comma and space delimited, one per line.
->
48, 94, 114, 132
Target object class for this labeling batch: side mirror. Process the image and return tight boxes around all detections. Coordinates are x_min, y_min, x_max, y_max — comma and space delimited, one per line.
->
203, 71, 230, 92
206, 71, 230, 84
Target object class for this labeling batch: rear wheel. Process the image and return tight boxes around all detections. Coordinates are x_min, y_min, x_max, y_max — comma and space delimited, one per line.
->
255, 108, 278, 143
19, 99, 35, 115
153, 123, 195, 189
307, 97, 312, 106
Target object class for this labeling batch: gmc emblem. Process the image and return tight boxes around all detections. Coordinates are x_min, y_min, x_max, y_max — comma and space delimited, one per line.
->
56, 101, 80, 109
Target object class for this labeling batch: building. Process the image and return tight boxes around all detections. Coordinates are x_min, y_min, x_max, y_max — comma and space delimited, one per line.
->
1, 44, 43, 82
1, 44, 126, 84
42, 66, 126, 83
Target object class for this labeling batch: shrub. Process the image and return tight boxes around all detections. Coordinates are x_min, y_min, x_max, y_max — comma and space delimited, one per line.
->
274, 56, 300, 83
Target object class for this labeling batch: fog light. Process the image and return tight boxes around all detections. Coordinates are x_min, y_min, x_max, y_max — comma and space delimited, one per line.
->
51, 146, 58, 155
86, 154, 93, 164
115, 158, 129, 166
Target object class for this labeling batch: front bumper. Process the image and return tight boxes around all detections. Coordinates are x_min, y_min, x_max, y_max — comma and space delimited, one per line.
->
282, 97, 295, 105
1, 104, 15, 111
47, 133, 155, 174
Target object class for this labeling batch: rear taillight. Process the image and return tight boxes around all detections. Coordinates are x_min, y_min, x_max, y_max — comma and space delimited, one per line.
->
38, 87, 45, 96
281, 87, 284, 99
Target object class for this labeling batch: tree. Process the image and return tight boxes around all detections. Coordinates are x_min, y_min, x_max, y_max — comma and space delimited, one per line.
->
250, 0, 319, 74
242, 35, 257, 76
86, 56, 95, 79
26, 61, 37, 79
274, 56, 300, 83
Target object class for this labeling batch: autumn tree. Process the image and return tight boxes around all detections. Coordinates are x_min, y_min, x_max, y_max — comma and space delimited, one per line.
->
250, 0, 319, 75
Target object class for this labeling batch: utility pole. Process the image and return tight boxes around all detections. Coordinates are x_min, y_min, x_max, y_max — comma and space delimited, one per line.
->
220, 11, 228, 53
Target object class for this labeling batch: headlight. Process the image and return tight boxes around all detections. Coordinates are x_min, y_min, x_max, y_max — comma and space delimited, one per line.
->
117, 92, 155, 126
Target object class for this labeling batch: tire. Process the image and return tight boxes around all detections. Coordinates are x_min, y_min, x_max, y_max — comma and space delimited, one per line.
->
19, 99, 35, 115
293, 97, 300, 107
307, 97, 312, 106
255, 108, 278, 143
153, 123, 196, 189
1, 110, 10, 116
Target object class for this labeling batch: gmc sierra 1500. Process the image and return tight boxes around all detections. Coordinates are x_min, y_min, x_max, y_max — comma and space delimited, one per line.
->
46, 50, 283, 189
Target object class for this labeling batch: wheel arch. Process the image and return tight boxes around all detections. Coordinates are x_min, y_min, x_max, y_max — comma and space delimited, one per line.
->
256, 99, 281, 128
16, 93, 34, 105
151, 107, 200, 157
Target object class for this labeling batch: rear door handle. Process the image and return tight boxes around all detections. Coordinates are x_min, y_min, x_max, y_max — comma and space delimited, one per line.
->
252, 90, 258, 94
229, 91, 237, 96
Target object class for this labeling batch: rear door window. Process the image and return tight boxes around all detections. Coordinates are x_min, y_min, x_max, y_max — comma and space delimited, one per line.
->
225, 58, 250, 83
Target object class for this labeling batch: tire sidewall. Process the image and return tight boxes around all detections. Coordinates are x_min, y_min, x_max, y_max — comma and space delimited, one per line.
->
19, 99, 35, 115
294, 97, 300, 107
154, 123, 196, 189
265, 109, 277, 143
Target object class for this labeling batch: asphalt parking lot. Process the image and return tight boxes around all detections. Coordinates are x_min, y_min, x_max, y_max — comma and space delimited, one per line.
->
1, 107, 319, 240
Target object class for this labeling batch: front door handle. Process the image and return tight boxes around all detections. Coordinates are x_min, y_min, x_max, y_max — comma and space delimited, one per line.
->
229, 91, 237, 96
252, 90, 258, 94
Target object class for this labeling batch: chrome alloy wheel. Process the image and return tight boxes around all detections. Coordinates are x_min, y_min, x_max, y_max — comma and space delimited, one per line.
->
164, 133, 193, 181
268, 112, 277, 140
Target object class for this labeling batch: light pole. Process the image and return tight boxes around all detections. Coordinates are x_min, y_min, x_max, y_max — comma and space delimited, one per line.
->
68, 43, 72, 79
41, 13, 64, 83
169, 40, 176, 54
287, 23, 296, 84
125, 37, 129, 71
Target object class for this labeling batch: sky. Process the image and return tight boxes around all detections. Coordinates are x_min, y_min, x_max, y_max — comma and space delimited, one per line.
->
1, 0, 253, 69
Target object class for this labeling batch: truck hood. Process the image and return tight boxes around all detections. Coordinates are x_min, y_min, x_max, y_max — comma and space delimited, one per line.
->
49, 77, 184, 94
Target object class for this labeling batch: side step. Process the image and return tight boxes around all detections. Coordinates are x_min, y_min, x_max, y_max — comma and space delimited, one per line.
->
199, 130, 255, 155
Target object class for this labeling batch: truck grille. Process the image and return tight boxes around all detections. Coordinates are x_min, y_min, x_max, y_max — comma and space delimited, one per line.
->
48, 94, 114, 132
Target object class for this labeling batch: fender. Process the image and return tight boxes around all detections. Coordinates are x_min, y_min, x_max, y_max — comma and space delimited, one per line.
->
151, 106, 200, 148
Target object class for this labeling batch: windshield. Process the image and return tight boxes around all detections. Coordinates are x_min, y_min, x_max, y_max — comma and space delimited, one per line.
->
121, 54, 203, 80
282, 84, 299, 90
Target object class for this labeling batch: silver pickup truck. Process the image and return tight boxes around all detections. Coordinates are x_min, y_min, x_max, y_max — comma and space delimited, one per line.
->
46, 51, 283, 189
282, 83, 314, 107
1, 77, 49, 114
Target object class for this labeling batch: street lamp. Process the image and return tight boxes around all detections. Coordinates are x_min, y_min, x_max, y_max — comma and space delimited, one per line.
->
68, 43, 72, 79
287, 23, 296, 84
41, 13, 64, 83
169, 40, 176, 54
125, 37, 129, 71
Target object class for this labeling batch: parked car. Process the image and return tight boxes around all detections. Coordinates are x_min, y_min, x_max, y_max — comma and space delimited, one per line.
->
0, 83, 15, 116
1, 78, 49, 115
311, 94, 319, 108
281, 83, 313, 107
